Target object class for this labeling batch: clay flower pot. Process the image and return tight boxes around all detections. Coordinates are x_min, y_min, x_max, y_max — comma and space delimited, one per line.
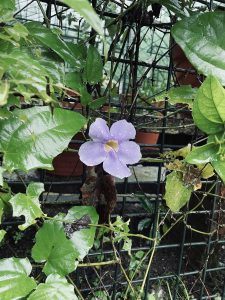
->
135, 131, 159, 150
48, 132, 84, 177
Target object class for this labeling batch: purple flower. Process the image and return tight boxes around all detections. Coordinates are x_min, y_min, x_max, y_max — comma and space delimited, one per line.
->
78, 118, 142, 179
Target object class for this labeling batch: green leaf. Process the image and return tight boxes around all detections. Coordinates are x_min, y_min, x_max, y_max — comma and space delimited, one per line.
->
0, 106, 86, 172
164, 171, 193, 212
0, 229, 6, 242
65, 72, 83, 91
64, 206, 99, 260
28, 274, 78, 300
0, 50, 53, 102
186, 143, 219, 164
0, 183, 12, 223
172, 12, 225, 85
192, 76, 225, 135
89, 96, 106, 109
0, 81, 9, 106
0, 257, 37, 299
9, 182, 44, 230
212, 160, 225, 184
79, 87, 92, 105
25, 22, 79, 68
62, 0, 104, 37
156, 85, 197, 108
32, 220, 77, 276
83, 45, 103, 84
5, 23, 29, 42
0, 0, 15, 22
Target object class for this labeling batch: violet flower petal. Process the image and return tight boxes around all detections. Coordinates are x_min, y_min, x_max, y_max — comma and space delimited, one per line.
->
103, 151, 131, 179
110, 120, 136, 142
89, 118, 110, 142
117, 141, 142, 164
79, 141, 107, 166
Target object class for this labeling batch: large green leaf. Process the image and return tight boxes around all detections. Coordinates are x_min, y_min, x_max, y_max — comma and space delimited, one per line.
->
83, 45, 103, 84
28, 274, 78, 300
0, 106, 86, 172
64, 206, 99, 260
185, 143, 220, 164
62, 0, 104, 37
164, 171, 193, 212
0, 257, 37, 300
172, 12, 225, 85
25, 22, 79, 68
32, 220, 77, 276
9, 182, 44, 230
192, 76, 225, 135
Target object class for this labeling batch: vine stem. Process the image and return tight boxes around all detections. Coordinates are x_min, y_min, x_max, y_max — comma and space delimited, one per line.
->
137, 239, 157, 300
77, 259, 119, 268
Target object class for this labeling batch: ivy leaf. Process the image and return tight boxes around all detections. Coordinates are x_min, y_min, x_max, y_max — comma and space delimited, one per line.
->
0, 229, 6, 242
172, 12, 225, 85
9, 182, 44, 230
62, 0, 104, 37
164, 171, 193, 212
186, 143, 219, 164
32, 220, 77, 276
64, 206, 99, 260
28, 274, 78, 300
83, 46, 103, 84
0, 257, 37, 299
0, 106, 86, 172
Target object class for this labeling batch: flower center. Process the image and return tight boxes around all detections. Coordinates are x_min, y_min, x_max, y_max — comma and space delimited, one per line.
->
104, 139, 119, 152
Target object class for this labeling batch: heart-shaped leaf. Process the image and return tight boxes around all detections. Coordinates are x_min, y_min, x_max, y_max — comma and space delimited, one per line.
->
28, 274, 78, 300
9, 182, 44, 230
172, 12, 225, 85
32, 220, 77, 276
0, 106, 86, 172
0, 257, 37, 299
64, 206, 99, 260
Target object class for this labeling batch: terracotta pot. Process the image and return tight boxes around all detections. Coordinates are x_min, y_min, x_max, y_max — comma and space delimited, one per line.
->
172, 44, 201, 88
49, 132, 84, 177
135, 131, 159, 150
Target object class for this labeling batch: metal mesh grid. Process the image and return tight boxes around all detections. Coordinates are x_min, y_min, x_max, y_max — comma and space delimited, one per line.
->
2, 0, 224, 299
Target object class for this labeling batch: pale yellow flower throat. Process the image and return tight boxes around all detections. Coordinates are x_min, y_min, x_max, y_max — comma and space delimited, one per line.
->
104, 140, 119, 152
